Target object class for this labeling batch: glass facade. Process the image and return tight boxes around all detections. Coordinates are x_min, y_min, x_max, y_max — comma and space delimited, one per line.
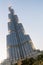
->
7, 7, 35, 62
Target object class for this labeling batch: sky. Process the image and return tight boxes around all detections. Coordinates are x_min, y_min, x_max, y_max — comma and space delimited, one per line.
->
0, 0, 43, 63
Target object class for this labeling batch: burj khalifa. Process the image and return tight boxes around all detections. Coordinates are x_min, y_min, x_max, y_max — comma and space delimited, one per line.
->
7, 7, 36, 62
0, 7, 41, 65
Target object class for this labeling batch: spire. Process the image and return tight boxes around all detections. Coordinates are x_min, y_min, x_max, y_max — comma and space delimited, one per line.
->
8, 7, 18, 23
9, 7, 14, 14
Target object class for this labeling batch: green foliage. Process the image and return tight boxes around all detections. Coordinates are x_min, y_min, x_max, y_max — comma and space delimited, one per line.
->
21, 54, 43, 65
14, 53, 43, 65
32, 53, 43, 65
32, 60, 43, 65
36, 54, 43, 61
21, 57, 35, 65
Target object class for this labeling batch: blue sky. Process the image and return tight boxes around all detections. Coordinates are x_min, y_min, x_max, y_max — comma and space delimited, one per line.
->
0, 0, 43, 63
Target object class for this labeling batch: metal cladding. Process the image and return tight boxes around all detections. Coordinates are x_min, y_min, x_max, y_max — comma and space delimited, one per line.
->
7, 7, 35, 62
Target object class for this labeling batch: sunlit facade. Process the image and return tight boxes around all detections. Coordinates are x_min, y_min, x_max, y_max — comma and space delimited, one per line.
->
0, 7, 40, 65
7, 7, 36, 63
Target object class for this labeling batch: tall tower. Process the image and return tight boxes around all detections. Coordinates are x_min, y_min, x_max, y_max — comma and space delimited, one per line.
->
7, 7, 36, 62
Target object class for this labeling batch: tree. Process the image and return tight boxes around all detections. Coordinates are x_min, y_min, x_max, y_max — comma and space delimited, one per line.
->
22, 57, 35, 65
37, 54, 43, 61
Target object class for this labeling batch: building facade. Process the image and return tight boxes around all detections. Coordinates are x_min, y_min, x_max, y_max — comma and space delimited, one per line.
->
7, 7, 36, 63
0, 7, 41, 65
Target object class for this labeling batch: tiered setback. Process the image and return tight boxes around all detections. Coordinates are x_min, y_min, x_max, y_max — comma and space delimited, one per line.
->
7, 7, 35, 62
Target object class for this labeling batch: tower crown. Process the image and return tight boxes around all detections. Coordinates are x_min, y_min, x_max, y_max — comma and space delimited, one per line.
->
9, 7, 14, 15
8, 7, 18, 23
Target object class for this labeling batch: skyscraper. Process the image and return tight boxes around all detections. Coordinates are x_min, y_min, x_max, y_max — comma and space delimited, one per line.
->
7, 7, 36, 63
0, 7, 41, 65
